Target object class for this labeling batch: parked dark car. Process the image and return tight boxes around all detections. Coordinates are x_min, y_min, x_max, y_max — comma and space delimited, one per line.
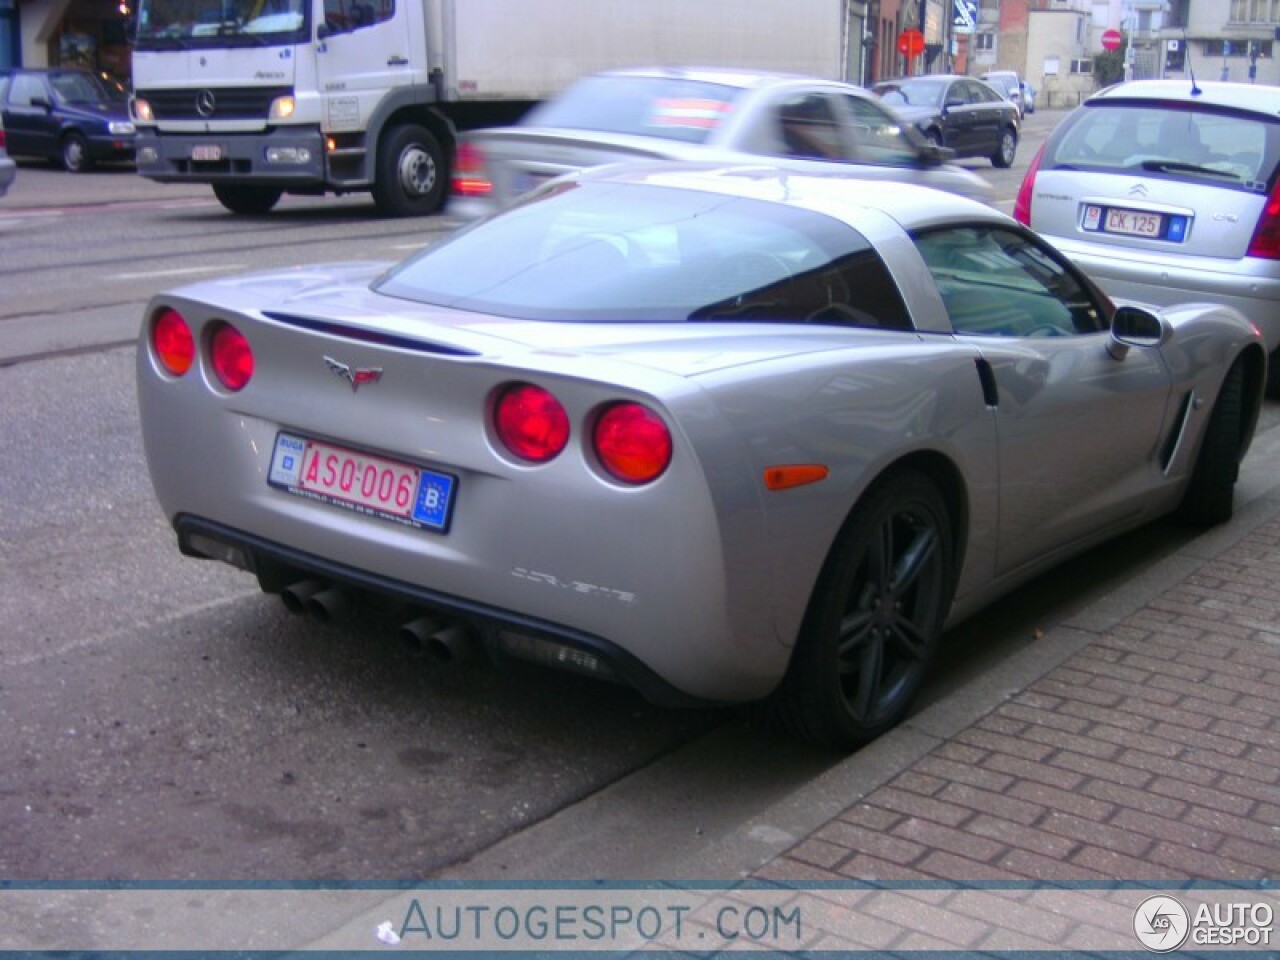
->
872, 74, 1020, 168
0, 68, 135, 172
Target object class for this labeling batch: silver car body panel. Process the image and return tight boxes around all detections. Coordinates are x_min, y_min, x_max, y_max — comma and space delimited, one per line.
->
138, 166, 1262, 704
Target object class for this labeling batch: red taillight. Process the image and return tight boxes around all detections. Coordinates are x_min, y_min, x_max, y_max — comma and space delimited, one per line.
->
494, 383, 570, 462
451, 140, 493, 197
0, 128, 7, 149
209, 322, 254, 391
1013, 143, 1044, 226
593, 402, 672, 485
153, 308, 195, 376
1247, 179, 1280, 260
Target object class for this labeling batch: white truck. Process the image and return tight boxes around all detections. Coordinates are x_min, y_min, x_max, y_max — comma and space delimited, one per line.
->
131, 0, 857, 215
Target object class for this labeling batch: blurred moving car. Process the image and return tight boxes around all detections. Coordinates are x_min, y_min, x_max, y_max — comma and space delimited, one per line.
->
1015, 79, 1280, 395
981, 70, 1025, 117
449, 67, 994, 217
0, 68, 136, 172
0, 113, 14, 197
1020, 81, 1036, 114
872, 74, 1019, 167
138, 162, 1264, 749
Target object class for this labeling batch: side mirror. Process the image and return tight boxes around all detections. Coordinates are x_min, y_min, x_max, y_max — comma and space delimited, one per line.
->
1109, 304, 1168, 359
316, 21, 332, 39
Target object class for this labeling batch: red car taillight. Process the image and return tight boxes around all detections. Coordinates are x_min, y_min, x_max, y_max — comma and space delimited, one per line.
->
451, 141, 493, 197
494, 383, 570, 462
209, 322, 254, 391
593, 402, 672, 485
1013, 143, 1045, 226
1247, 178, 1280, 260
152, 308, 195, 376
0, 128, 7, 149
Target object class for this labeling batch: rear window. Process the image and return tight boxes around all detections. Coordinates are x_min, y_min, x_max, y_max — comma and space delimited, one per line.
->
377, 180, 912, 329
1046, 102, 1278, 192
523, 75, 742, 145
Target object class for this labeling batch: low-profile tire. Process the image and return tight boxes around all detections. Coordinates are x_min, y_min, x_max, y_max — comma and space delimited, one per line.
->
1267, 347, 1280, 400
1174, 358, 1245, 527
991, 127, 1018, 168
766, 469, 954, 750
212, 183, 283, 215
371, 123, 445, 217
61, 132, 93, 173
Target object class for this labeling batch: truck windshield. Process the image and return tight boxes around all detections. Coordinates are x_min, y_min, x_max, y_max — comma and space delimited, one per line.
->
134, 0, 310, 48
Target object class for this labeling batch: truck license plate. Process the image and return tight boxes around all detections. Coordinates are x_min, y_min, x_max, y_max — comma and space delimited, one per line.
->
268, 433, 455, 532
192, 144, 223, 162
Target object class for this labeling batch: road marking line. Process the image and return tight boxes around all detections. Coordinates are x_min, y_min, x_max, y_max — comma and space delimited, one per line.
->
115, 265, 248, 280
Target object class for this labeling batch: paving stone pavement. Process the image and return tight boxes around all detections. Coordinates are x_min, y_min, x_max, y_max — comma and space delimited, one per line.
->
754, 515, 1280, 885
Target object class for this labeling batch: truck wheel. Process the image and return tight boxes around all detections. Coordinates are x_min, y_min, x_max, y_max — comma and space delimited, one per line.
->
372, 124, 445, 217
212, 184, 283, 215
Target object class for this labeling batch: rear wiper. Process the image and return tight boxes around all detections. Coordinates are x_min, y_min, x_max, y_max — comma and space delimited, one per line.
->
1140, 160, 1241, 180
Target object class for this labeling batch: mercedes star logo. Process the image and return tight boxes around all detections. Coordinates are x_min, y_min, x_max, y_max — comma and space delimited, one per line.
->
324, 356, 384, 392
196, 89, 217, 118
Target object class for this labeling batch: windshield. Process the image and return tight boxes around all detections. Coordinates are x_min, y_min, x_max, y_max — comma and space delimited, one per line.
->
134, 0, 309, 47
524, 75, 743, 145
376, 180, 911, 328
873, 80, 944, 109
1049, 103, 1277, 188
51, 71, 127, 104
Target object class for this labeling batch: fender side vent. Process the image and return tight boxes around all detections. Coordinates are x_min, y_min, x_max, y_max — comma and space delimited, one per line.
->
1160, 391, 1194, 473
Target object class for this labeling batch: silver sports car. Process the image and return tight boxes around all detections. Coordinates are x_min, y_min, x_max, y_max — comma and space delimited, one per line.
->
138, 164, 1265, 749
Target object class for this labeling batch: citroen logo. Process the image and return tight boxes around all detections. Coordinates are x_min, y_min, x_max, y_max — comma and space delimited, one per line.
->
1128, 183, 1149, 198
324, 356, 384, 392
196, 89, 217, 118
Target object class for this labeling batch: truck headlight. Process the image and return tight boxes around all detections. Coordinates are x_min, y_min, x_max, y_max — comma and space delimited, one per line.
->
269, 96, 296, 120
132, 98, 154, 123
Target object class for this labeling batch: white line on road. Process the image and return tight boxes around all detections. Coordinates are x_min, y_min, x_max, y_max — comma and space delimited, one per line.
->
114, 264, 248, 280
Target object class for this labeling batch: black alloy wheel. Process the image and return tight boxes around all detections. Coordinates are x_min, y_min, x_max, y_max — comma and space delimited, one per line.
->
769, 469, 954, 750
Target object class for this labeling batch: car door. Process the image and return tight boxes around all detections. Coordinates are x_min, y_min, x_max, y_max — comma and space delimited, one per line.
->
912, 224, 1172, 576
938, 79, 979, 155
3, 73, 58, 160
956, 79, 1002, 156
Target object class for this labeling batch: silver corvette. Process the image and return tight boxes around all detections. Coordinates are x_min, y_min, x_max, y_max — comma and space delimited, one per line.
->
138, 164, 1265, 749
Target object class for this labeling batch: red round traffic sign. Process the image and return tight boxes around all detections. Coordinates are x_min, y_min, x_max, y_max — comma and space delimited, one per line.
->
1101, 28, 1123, 51
897, 28, 925, 58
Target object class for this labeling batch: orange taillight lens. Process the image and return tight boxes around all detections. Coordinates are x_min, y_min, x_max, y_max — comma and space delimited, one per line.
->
153, 308, 195, 376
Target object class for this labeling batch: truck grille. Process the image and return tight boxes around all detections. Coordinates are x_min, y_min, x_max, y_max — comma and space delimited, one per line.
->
138, 87, 293, 121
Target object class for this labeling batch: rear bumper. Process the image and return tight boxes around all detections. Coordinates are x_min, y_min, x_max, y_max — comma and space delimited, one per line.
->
135, 128, 326, 186
175, 514, 711, 709
1046, 236, 1280, 352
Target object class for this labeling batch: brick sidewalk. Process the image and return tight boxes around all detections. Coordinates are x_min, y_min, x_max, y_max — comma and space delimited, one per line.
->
756, 516, 1280, 884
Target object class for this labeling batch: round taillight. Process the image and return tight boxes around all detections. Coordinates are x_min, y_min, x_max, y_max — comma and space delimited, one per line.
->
593, 402, 671, 485
153, 309, 195, 376
210, 322, 254, 391
494, 383, 570, 463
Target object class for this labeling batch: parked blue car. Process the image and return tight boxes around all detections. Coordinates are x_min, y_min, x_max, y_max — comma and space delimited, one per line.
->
0, 69, 135, 172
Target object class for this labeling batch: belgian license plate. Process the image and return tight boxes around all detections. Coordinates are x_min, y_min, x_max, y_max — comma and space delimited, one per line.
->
192, 144, 223, 161
1083, 204, 1163, 238
268, 433, 455, 532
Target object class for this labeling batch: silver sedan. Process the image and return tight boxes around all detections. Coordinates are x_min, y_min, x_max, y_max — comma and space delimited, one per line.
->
448, 67, 994, 218
138, 164, 1264, 749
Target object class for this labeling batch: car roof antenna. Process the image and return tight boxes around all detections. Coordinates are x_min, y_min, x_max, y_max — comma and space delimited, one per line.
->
1183, 29, 1203, 96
